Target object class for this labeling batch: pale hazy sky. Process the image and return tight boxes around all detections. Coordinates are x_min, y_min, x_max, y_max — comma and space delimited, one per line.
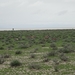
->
0, 0, 75, 30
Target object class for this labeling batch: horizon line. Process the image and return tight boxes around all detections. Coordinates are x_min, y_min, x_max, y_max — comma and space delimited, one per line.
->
0, 28, 75, 31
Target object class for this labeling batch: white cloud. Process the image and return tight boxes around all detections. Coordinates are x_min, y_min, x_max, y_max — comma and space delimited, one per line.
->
64, 0, 75, 2
0, 0, 75, 29
58, 10, 68, 15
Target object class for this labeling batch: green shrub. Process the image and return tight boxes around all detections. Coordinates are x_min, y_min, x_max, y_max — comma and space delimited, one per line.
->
3, 54, 10, 58
0, 46, 4, 50
43, 58, 50, 62
28, 62, 41, 70
0, 54, 5, 64
47, 51, 56, 57
41, 44, 45, 47
59, 54, 69, 61
30, 54, 36, 58
15, 51, 22, 55
61, 43, 74, 53
19, 44, 29, 49
43, 54, 48, 58
58, 48, 64, 53
31, 48, 39, 53
50, 42, 57, 50
53, 59, 59, 72
53, 59, 59, 65
0, 58, 5, 64
54, 65, 59, 72
10, 60, 21, 67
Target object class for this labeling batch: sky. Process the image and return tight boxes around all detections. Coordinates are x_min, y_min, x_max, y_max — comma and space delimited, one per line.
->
0, 0, 75, 30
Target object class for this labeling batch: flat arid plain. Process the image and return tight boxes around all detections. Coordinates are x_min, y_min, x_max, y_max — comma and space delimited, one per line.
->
0, 29, 75, 75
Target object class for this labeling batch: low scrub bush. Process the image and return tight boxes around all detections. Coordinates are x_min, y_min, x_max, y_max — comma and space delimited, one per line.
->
50, 42, 57, 50
15, 50, 22, 55
43, 54, 48, 58
0, 58, 5, 64
54, 64, 59, 72
30, 54, 36, 58
53, 59, 59, 72
3, 54, 10, 58
0, 55, 5, 64
61, 43, 74, 53
10, 60, 21, 67
47, 51, 56, 57
32, 48, 39, 53
41, 44, 45, 47
0, 46, 4, 50
43, 58, 50, 62
59, 54, 69, 61
28, 62, 41, 70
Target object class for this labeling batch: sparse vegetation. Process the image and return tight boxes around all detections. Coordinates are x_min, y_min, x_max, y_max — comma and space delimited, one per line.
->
0, 29, 75, 75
